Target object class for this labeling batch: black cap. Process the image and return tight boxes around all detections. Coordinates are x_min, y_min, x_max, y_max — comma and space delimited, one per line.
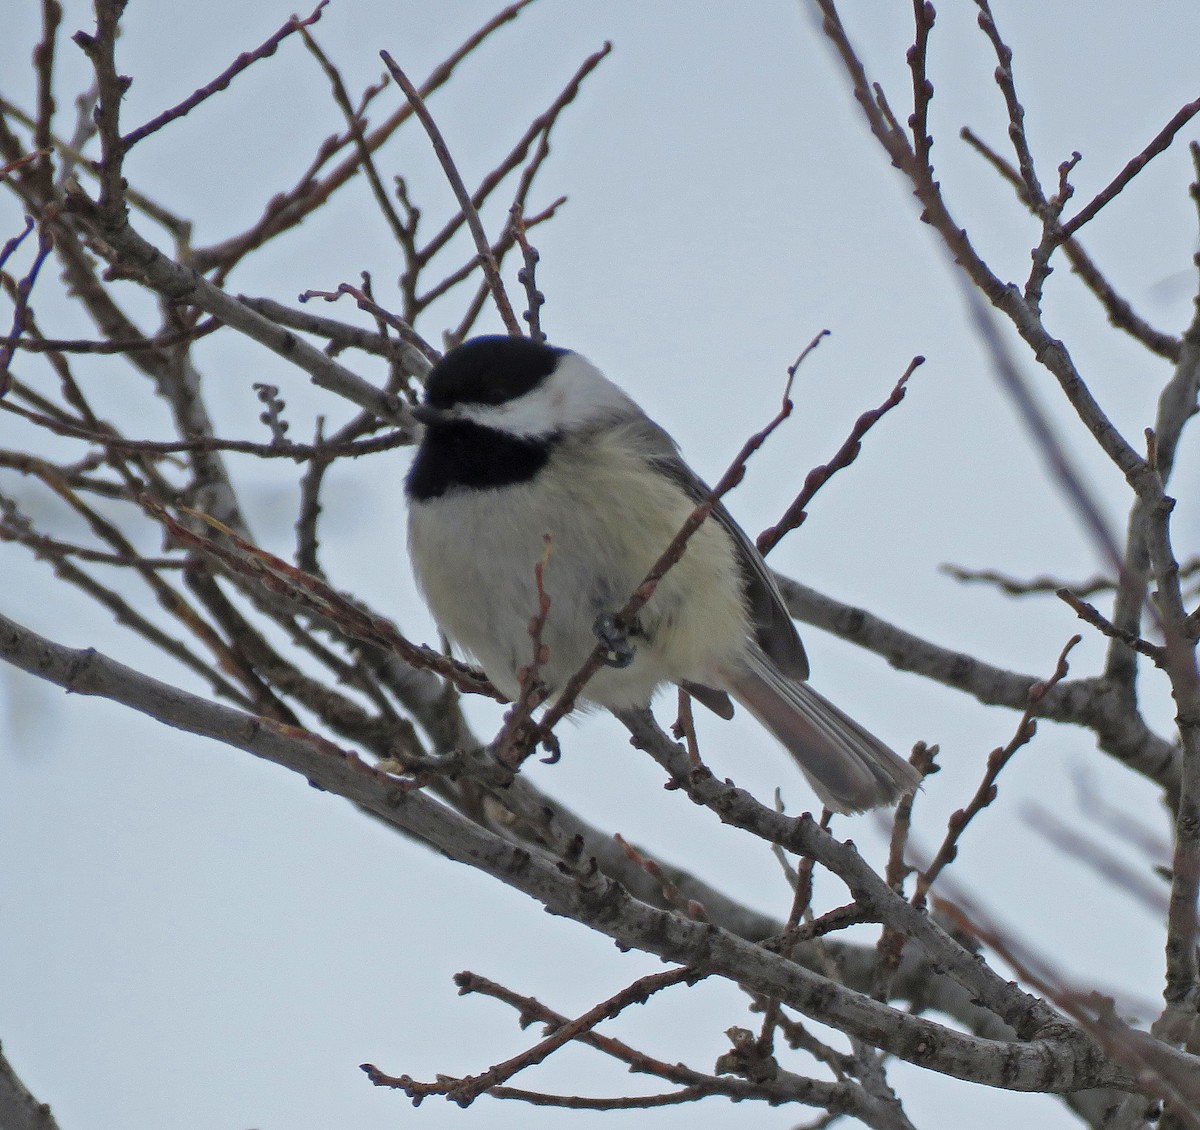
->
423, 335, 567, 409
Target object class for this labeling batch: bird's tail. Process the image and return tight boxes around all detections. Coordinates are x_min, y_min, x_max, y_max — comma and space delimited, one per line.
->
722, 647, 920, 814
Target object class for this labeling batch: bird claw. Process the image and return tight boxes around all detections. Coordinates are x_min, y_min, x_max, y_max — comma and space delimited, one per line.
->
593, 613, 636, 668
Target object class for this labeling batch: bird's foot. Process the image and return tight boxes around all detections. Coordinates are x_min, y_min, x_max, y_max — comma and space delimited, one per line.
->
593, 613, 636, 668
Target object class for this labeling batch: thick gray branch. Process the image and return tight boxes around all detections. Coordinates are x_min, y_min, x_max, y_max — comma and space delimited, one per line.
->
1, 612, 1187, 1096
0, 1043, 63, 1130
775, 573, 1181, 791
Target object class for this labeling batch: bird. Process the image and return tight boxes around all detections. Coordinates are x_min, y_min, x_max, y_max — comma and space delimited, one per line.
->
404, 335, 920, 813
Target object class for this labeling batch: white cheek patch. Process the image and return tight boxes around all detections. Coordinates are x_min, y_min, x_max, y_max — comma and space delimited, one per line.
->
457, 353, 635, 437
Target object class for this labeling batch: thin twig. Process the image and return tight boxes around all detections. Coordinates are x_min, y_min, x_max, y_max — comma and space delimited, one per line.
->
32, 0, 61, 196
613, 835, 709, 921
2, 396, 411, 460
0, 221, 53, 380
1061, 95, 1200, 239
378, 50, 521, 336
511, 205, 546, 342
1057, 588, 1167, 666
973, 0, 1045, 206
912, 636, 1080, 908
298, 21, 409, 249
190, 1, 539, 276
757, 352, 920, 556
298, 282, 439, 365
413, 42, 611, 270
237, 295, 430, 373
364, 966, 701, 1106
71, 0, 128, 220
875, 743, 938, 998
493, 535, 555, 765
940, 560, 1147, 599
121, 3, 328, 149
9, 318, 219, 353
145, 501, 501, 701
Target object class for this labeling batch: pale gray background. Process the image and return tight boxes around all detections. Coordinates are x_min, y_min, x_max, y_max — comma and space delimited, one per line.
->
2, 2, 1198, 1128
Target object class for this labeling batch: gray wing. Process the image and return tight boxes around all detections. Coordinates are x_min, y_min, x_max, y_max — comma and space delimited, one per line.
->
625, 413, 810, 682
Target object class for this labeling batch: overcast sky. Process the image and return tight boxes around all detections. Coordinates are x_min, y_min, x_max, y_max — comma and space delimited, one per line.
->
3, 3, 1200, 1129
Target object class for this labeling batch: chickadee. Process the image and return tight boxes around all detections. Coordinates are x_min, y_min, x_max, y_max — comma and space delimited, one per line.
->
405, 335, 919, 813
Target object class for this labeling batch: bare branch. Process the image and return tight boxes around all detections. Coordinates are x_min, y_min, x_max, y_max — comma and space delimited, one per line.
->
959, 111, 1183, 364
1062, 95, 1200, 240
62, 191, 412, 423
365, 967, 702, 1106
758, 352, 919, 556
121, 3, 328, 149
378, 50, 521, 336
190, 1, 539, 275
0, 1043, 63, 1130
912, 636, 1080, 908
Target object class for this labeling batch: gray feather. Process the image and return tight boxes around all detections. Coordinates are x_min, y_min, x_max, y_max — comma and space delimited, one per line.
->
725, 646, 921, 814
621, 413, 810, 680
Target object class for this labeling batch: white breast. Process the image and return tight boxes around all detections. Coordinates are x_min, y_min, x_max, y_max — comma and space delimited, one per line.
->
407, 423, 751, 710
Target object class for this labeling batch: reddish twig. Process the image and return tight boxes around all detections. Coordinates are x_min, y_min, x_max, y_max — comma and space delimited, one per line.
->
121, 3, 328, 149
363, 966, 701, 1106
414, 195, 565, 314
906, 0, 935, 175
145, 501, 501, 701
237, 295, 429, 370
958, 124, 1182, 362
511, 206, 546, 342
379, 50, 521, 336
297, 23, 411, 252
299, 283, 438, 365
413, 42, 611, 270
940, 561, 1136, 598
912, 636, 1081, 908
672, 687, 702, 768
1026, 150, 1082, 308
0, 512, 182, 569
757, 354, 921, 556
1, 221, 54, 387
71, 0, 127, 219
0, 396, 410, 461
613, 834, 709, 921
973, 0, 1044, 206
475, 1087, 708, 1110
191, 2, 537, 276
816, 0, 1151, 489
0, 500, 248, 705
494, 535, 555, 766
874, 743, 939, 997
1061, 94, 1200, 240
1056, 587, 1167, 666
0, 148, 52, 180
9, 319, 219, 353
32, 0, 62, 196
757, 804, 827, 1059
377, 970, 863, 1112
